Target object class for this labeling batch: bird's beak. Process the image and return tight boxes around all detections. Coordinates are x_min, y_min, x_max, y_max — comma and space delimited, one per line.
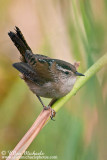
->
75, 71, 85, 76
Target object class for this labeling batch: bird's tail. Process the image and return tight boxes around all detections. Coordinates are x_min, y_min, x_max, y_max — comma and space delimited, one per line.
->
8, 26, 32, 62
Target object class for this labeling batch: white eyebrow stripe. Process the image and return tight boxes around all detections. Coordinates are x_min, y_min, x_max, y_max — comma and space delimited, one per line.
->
56, 65, 70, 73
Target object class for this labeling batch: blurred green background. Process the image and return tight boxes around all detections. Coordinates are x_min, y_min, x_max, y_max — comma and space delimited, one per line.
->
0, 0, 107, 160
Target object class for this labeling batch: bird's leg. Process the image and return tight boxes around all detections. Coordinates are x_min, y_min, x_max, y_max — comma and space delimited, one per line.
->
36, 95, 57, 120
36, 95, 45, 108
49, 98, 58, 107
36, 95, 52, 116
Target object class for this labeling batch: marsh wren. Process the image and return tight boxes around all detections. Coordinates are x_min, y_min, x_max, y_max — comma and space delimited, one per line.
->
8, 27, 84, 119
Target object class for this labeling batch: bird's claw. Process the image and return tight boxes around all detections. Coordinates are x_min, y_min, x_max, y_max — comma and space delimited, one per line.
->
44, 106, 56, 121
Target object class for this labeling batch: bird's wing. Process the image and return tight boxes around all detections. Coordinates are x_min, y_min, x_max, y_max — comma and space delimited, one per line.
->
13, 62, 47, 85
24, 50, 56, 82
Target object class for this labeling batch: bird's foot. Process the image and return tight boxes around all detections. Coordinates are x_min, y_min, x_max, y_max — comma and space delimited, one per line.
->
44, 106, 56, 121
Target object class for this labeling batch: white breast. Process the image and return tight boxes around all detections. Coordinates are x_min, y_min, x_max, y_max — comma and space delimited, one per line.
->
25, 76, 77, 98
59, 76, 76, 96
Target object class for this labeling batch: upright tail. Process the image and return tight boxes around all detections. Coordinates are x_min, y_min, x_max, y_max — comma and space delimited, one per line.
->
8, 26, 32, 62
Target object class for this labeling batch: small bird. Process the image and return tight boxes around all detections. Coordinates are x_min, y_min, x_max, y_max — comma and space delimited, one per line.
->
8, 27, 84, 119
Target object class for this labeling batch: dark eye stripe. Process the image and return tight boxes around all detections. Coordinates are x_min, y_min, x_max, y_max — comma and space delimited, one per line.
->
64, 71, 69, 75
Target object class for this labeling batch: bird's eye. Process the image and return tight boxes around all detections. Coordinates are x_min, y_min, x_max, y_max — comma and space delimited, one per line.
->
65, 71, 69, 75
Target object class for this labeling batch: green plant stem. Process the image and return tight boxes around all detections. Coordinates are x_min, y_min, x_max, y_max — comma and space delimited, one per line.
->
52, 53, 107, 112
